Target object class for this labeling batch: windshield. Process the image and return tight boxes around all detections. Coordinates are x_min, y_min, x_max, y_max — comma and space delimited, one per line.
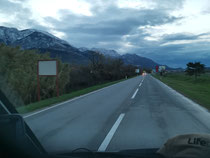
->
0, 0, 210, 154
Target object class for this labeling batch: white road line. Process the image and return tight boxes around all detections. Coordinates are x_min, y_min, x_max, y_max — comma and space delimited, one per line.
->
131, 88, 139, 99
23, 82, 121, 118
139, 83, 142, 87
98, 113, 125, 152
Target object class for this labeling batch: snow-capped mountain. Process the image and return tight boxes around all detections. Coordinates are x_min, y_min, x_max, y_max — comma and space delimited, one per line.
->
0, 26, 162, 68
0, 26, 88, 64
79, 47, 120, 57
79, 47, 160, 68
0, 26, 70, 49
0, 26, 68, 45
78, 47, 89, 52
0, 26, 25, 44
121, 53, 159, 68
90, 48, 120, 57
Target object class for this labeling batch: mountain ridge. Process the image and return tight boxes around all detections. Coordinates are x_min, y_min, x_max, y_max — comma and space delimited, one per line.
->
0, 26, 163, 69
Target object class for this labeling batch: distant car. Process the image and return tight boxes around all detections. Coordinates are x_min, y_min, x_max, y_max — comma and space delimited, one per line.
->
142, 71, 147, 76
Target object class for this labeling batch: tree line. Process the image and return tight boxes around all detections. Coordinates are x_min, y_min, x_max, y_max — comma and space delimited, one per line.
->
0, 44, 137, 107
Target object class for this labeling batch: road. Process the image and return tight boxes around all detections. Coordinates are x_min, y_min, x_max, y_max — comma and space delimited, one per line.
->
24, 75, 210, 153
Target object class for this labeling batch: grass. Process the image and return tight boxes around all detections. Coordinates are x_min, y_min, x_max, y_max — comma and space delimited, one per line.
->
153, 72, 210, 110
17, 78, 128, 114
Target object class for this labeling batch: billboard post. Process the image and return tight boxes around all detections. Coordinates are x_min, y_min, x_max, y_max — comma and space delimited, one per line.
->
156, 65, 159, 73
56, 61, 59, 97
37, 60, 59, 101
37, 62, 40, 101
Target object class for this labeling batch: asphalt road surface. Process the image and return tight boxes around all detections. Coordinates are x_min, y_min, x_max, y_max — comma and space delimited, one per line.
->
24, 75, 210, 153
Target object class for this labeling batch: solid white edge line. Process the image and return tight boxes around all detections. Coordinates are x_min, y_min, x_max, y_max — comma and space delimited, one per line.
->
98, 113, 125, 152
131, 88, 139, 99
139, 83, 142, 87
23, 81, 123, 118
151, 75, 209, 112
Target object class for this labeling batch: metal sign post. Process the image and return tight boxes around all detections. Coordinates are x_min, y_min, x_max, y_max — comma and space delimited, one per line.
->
37, 60, 59, 101
37, 64, 40, 101
156, 65, 159, 73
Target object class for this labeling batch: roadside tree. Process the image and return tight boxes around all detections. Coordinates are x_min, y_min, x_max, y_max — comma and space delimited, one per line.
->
186, 62, 205, 79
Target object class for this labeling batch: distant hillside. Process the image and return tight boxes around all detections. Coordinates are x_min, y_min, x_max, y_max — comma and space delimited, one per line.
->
79, 48, 160, 68
90, 48, 120, 57
0, 26, 87, 64
0, 26, 164, 69
120, 54, 159, 68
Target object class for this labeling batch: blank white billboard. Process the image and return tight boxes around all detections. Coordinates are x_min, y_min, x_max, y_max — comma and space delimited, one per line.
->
159, 66, 166, 72
38, 60, 57, 76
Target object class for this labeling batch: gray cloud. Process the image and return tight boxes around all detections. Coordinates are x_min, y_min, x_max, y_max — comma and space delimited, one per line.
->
0, 0, 49, 31
119, 29, 210, 68
44, 2, 210, 68
162, 33, 199, 41
45, 3, 182, 49
0, 0, 23, 13
1, 0, 210, 68
131, 40, 210, 68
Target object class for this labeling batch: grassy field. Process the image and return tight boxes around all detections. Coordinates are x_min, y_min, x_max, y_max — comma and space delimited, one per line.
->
153, 72, 210, 110
17, 78, 128, 114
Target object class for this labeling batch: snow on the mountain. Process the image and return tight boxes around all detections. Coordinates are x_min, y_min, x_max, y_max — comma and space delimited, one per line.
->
78, 47, 89, 52
0, 26, 71, 49
91, 48, 120, 57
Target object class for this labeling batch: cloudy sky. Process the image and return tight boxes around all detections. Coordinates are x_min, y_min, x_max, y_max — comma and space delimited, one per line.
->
0, 0, 210, 67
